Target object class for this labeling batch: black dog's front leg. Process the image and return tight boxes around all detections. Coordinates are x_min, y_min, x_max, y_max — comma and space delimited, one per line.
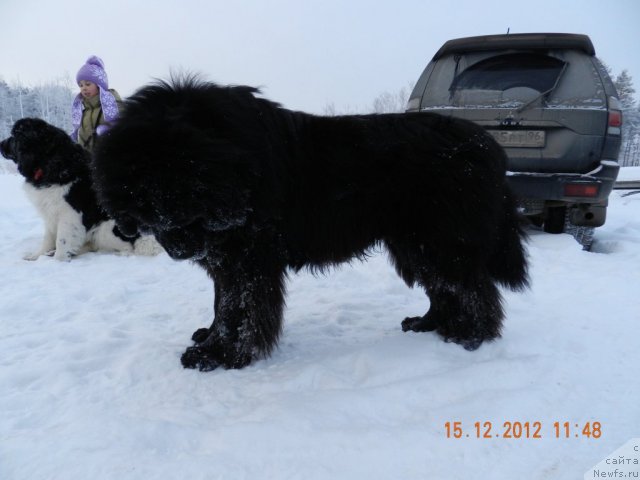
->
181, 247, 288, 371
190, 281, 222, 345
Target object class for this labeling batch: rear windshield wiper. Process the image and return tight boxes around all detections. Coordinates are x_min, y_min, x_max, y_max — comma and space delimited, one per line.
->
516, 61, 568, 113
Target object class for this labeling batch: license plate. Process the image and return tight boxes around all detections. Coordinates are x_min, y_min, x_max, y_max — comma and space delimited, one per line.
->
488, 130, 545, 148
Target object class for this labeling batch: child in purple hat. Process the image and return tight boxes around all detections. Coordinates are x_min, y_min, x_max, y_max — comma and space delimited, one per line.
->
71, 56, 122, 151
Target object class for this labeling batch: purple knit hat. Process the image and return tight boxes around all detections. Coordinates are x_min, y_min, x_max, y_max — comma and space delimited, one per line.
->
76, 55, 109, 89
71, 56, 119, 141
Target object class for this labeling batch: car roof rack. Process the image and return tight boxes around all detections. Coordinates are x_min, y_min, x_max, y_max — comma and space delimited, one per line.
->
432, 33, 595, 60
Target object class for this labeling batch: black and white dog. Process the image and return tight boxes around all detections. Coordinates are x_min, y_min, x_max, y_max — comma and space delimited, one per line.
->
0, 118, 160, 261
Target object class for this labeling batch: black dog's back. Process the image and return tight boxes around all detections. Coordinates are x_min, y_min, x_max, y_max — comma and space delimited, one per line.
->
93, 79, 528, 370
270, 111, 528, 293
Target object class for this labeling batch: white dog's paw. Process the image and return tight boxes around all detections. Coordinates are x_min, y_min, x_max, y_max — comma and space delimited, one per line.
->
53, 250, 74, 262
24, 249, 56, 261
133, 235, 164, 256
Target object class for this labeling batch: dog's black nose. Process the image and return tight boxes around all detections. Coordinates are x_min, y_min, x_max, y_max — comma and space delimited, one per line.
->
0, 137, 16, 160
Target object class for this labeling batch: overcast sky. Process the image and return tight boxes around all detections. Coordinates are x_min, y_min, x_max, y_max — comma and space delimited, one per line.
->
1, 0, 638, 113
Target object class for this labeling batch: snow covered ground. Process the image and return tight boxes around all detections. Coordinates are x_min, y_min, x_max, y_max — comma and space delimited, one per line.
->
617, 165, 640, 182
0, 169, 639, 480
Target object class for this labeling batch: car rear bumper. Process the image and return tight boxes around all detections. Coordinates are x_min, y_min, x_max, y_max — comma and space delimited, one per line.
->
506, 160, 620, 204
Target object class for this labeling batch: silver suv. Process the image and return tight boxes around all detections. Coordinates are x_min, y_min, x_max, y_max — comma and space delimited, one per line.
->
407, 33, 622, 249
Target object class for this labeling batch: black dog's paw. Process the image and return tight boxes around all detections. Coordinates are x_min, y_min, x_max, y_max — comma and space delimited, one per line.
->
440, 325, 500, 351
401, 315, 438, 332
191, 328, 211, 344
181, 346, 221, 372
181, 343, 254, 371
460, 337, 485, 351
402, 314, 492, 351
442, 335, 485, 351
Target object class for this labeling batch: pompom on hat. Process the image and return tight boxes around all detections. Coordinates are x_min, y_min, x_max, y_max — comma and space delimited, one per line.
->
71, 55, 119, 141
76, 55, 109, 89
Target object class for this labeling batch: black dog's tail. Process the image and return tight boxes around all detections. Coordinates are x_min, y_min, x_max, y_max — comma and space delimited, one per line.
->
489, 189, 529, 292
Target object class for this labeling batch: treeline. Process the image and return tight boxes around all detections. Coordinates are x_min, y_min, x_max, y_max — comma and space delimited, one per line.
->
614, 70, 640, 166
0, 77, 75, 140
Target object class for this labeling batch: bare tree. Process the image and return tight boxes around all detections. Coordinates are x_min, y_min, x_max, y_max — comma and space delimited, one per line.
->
615, 70, 636, 110
323, 82, 416, 116
615, 70, 640, 166
371, 82, 415, 114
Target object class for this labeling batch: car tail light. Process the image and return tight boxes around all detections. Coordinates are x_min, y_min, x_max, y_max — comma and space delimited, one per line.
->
564, 183, 600, 197
608, 110, 622, 127
607, 96, 622, 135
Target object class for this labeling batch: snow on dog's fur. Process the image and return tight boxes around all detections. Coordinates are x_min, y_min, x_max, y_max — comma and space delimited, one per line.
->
0, 118, 161, 261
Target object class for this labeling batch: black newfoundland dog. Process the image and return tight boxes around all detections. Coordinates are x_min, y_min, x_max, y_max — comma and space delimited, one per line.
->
92, 78, 528, 371
0, 118, 160, 261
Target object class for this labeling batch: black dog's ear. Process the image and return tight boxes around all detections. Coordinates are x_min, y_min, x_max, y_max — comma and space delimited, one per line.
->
41, 121, 71, 154
11, 118, 41, 140
10, 119, 49, 157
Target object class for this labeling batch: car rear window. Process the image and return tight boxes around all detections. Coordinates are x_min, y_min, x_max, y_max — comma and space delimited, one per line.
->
449, 53, 566, 94
420, 50, 607, 110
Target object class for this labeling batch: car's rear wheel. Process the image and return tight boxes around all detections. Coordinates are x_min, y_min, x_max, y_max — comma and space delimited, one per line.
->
564, 220, 596, 251
543, 206, 566, 234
